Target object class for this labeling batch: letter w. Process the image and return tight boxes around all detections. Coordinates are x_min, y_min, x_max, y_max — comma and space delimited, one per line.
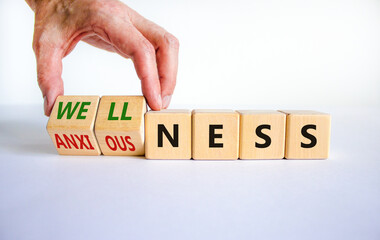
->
57, 102, 80, 119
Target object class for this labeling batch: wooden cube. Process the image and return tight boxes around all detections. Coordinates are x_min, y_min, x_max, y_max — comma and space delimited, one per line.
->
46, 96, 101, 155
95, 96, 146, 156
192, 110, 239, 160
238, 110, 286, 159
280, 110, 331, 159
145, 109, 192, 159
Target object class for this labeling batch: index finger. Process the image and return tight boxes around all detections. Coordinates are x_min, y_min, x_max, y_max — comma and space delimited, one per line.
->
94, 10, 163, 110
128, 10, 179, 109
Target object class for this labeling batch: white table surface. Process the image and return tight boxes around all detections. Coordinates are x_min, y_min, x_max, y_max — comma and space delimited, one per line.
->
0, 105, 379, 240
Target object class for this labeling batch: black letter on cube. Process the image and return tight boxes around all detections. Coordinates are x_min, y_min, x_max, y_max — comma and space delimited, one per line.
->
158, 124, 179, 147
209, 125, 223, 148
301, 124, 317, 148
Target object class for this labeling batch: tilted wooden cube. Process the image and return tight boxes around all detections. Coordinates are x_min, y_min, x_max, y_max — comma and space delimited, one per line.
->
145, 109, 192, 159
95, 96, 146, 156
280, 110, 331, 159
46, 95, 101, 155
238, 110, 286, 159
192, 110, 239, 160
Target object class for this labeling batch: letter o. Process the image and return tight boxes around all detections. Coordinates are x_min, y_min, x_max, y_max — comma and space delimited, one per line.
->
105, 136, 117, 151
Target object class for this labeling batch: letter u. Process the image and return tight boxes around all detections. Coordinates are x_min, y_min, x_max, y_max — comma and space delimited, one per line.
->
115, 136, 127, 151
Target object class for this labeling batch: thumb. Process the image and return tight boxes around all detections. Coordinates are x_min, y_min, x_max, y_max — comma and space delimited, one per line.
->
34, 44, 64, 116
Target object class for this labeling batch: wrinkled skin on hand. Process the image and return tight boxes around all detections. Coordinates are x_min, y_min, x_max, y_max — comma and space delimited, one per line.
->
26, 0, 179, 115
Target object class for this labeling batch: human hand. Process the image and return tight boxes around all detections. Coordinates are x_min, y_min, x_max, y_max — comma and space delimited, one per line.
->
26, 0, 179, 116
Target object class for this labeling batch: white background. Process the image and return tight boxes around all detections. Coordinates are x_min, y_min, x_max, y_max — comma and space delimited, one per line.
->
1, 106, 380, 240
0, 0, 379, 109
0, 1, 380, 240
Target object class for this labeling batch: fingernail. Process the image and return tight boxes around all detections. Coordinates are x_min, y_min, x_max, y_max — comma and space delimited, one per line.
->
154, 93, 162, 111
162, 95, 172, 109
43, 95, 49, 116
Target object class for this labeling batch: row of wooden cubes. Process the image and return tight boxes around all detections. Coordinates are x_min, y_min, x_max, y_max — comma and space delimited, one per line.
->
47, 96, 331, 159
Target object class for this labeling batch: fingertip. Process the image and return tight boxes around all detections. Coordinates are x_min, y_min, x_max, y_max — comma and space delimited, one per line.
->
146, 93, 162, 111
43, 87, 63, 117
43, 96, 50, 117
43, 94, 55, 117
162, 95, 172, 109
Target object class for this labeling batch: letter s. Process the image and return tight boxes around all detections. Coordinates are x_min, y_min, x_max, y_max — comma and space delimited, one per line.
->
301, 124, 317, 148
255, 124, 271, 148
